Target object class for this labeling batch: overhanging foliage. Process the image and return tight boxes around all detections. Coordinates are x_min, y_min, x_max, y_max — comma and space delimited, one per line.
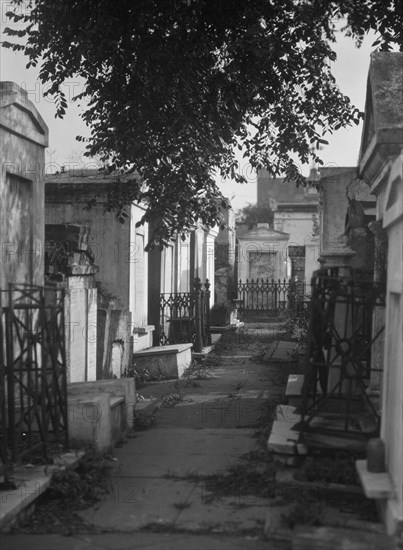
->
3, 0, 402, 247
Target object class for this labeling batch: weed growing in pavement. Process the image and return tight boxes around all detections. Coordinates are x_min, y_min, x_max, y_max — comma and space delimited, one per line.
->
162, 397, 280, 502
160, 379, 194, 407
294, 451, 364, 486
133, 408, 159, 431
13, 448, 114, 534
124, 359, 171, 387
282, 494, 324, 528
132, 367, 167, 386
200, 460, 278, 502
161, 391, 186, 407
283, 302, 311, 358
46, 449, 113, 505
182, 358, 216, 381
173, 500, 192, 510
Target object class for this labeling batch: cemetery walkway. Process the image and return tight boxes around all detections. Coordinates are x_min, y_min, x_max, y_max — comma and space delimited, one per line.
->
1, 335, 292, 549
2, 334, 393, 549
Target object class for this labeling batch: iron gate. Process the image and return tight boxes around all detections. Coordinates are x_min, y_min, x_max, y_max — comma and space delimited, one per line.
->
159, 278, 211, 352
0, 284, 68, 488
237, 278, 308, 314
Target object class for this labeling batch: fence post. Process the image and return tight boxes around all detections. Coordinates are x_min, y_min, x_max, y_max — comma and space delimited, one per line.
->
239, 279, 244, 311
274, 280, 278, 313
288, 278, 294, 312
157, 294, 164, 345
0, 295, 16, 489
204, 279, 211, 346
194, 277, 203, 353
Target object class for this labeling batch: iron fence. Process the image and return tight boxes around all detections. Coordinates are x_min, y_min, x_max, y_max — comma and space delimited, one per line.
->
237, 278, 308, 314
159, 278, 211, 352
300, 268, 386, 438
0, 284, 68, 488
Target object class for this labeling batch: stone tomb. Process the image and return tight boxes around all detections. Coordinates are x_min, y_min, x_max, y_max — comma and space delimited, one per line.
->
134, 343, 193, 379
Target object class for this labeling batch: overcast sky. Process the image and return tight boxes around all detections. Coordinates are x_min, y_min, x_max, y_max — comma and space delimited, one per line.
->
1, 12, 375, 210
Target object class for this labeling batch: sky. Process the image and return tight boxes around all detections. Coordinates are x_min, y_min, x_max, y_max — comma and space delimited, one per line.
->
1, 5, 375, 211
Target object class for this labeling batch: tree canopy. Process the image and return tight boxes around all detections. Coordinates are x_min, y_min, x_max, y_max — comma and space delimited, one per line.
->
3, 0, 402, 248
236, 202, 274, 229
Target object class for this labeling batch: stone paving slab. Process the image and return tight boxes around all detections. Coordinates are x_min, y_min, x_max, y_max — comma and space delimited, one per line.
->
175, 485, 270, 533
263, 341, 297, 363
292, 525, 395, 550
0, 533, 279, 550
268, 419, 308, 456
78, 477, 193, 531
113, 428, 254, 477
155, 399, 269, 430
0, 452, 84, 530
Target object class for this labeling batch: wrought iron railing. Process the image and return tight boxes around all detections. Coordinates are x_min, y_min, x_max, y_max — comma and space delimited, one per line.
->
0, 284, 68, 489
237, 278, 308, 314
300, 268, 386, 438
159, 278, 211, 352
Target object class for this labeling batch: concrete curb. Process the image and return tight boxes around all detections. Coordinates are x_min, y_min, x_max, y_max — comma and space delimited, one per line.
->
0, 450, 85, 532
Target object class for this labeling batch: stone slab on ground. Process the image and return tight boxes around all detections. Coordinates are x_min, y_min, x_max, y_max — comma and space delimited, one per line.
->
77, 425, 265, 532
263, 341, 297, 363
274, 404, 301, 423
262, 341, 278, 361
268, 405, 311, 456
356, 459, 396, 499
0, 466, 52, 531
286, 374, 304, 396
286, 374, 323, 397
0, 452, 84, 530
0, 533, 276, 550
174, 486, 269, 534
107, 427, 255, 478
79, 476, 193, 530
268, 419, 308, 456
291, 525, 395, 550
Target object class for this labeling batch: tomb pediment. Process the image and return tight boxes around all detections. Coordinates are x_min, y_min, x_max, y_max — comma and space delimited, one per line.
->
0, 81, 48, 147
383, 156, 403, 230
360, 82, 375, 157
359, 53, 403, 186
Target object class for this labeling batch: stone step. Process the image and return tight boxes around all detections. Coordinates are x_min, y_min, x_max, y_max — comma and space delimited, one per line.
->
355, 460, 396, 500
268, 405, 368, 455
